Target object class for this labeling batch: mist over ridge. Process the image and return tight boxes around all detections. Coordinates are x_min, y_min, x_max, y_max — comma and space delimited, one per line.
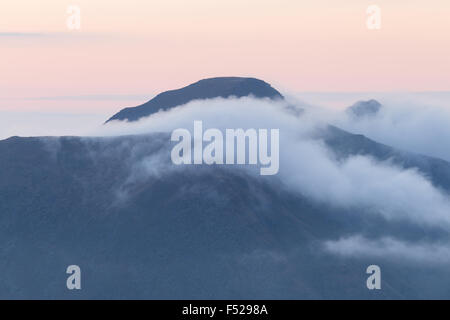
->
1, 77, 450, 298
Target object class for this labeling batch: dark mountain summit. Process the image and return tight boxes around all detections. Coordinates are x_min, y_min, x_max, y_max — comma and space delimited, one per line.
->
105, 77, 284, 123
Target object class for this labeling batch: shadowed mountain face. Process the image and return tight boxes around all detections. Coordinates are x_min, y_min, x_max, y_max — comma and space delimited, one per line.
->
1, 133, 450, 299
318, 125, 450, 192
2, 79, 450, 299
105, 77, 284, 123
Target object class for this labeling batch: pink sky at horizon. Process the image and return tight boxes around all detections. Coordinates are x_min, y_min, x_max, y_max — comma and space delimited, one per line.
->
1, 0, 450, 112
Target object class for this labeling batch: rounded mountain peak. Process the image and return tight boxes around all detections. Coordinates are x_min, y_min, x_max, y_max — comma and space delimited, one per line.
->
105, 77, 283, 123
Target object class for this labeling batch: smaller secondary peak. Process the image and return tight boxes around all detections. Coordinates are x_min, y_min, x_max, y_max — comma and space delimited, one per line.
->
346, 99, 382, 118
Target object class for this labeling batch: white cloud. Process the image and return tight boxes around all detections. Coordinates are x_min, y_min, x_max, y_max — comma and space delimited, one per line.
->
3, 95, 450, 232
99, 97, 450, 229
332, 97, 450, 161
324, 235, 450, 265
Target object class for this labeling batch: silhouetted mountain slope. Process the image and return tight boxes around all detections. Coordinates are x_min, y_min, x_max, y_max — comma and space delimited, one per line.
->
105, 77, 284, 123
318, 125, 450, 192
1, 134, 450, 298
2, 78, 450, 299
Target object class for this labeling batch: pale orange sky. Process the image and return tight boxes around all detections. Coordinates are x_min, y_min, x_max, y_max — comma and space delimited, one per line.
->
1, 0, 450, 112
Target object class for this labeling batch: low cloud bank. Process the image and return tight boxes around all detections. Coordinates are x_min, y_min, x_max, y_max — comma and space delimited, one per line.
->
324, 235, 450, 265
331, 98, 450, 161
4, 95, 450, 263
0, 111, 104, 140
99, 97, 450, 231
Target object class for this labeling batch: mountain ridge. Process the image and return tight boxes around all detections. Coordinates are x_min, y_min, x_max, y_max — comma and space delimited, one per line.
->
105, 77, 284, 123
1, 132, 450, 298
2, 78, 450, 299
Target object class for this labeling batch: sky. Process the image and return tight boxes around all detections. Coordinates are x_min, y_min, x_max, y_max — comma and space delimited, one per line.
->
1, 0, 449, 115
